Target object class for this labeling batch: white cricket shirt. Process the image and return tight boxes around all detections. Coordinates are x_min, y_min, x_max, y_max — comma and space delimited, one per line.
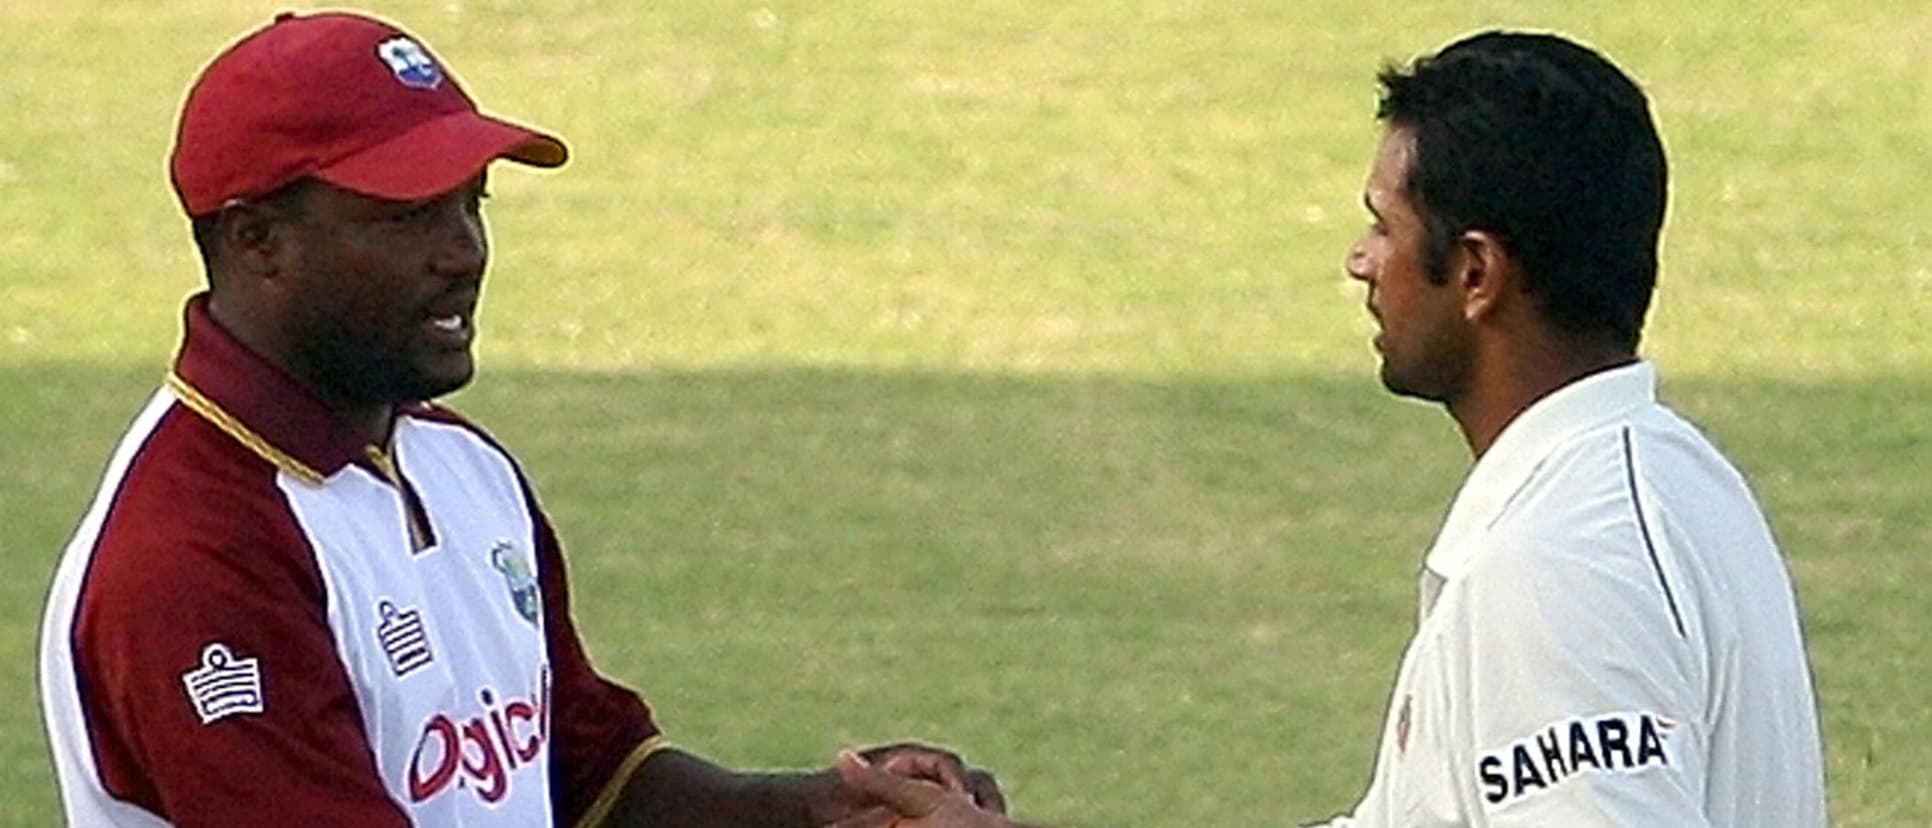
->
1314, 361, 1825, 827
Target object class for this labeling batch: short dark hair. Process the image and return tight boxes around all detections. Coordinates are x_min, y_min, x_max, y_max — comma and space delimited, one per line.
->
188, 177, 318, 277
1377, 31, 1668, 350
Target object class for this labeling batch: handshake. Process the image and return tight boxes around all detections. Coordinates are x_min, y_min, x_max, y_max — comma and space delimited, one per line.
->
826, 748, 1040, 828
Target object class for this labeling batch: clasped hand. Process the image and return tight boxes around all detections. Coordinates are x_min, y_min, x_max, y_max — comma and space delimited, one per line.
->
823, 747, 1021, 828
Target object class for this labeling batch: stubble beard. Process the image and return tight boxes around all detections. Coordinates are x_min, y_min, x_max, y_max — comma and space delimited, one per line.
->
1376, 337, 1467, 406
291, 308, 472, 408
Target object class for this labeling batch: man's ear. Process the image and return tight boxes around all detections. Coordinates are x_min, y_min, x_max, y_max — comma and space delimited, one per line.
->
1453, 229, 1517, 324
214, 201, 293, 282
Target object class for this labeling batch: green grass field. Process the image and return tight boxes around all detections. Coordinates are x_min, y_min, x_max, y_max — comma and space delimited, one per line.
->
5, 1, 1929, 825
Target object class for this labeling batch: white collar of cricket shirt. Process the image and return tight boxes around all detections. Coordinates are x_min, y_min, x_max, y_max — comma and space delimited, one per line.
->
1422, 359, 1659, 581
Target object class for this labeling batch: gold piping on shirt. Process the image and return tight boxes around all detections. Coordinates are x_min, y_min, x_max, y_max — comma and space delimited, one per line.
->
165, 371, 326, 486
364, 444, 434, 552
573, 735, 671, 828
363, 444, 400, 482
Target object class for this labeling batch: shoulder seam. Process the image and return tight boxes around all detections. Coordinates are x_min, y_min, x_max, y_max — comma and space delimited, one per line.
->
1622, 426, 1688, 640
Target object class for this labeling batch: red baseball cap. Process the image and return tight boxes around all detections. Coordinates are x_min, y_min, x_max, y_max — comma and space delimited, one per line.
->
170, 10, 566, 216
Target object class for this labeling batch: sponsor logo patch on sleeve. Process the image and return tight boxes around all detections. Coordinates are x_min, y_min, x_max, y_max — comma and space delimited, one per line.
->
181, 643, 265, 724
1476, 711, 1675, 806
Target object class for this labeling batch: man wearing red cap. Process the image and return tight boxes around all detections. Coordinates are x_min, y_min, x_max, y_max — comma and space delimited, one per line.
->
39, 11, 996, 827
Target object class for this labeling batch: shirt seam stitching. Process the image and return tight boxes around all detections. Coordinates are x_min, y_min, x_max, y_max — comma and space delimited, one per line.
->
1622, 426, 1688, 639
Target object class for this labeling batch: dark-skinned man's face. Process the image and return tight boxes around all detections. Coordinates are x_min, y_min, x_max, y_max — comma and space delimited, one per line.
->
273, 174, 492, 406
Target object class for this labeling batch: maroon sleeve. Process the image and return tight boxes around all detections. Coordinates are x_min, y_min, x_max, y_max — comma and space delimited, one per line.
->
527, 489, 662, 825
70, 413, 408, 827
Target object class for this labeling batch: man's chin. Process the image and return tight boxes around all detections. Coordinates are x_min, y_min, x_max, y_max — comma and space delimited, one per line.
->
414, 368, 475, 402
404, 354, 477, 402
1378, 364, 1440, 403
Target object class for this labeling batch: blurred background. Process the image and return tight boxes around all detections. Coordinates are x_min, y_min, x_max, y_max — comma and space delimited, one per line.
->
4, 1, 1927, 824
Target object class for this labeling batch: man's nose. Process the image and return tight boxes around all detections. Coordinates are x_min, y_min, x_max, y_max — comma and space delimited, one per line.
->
432, 207, 487, 278
1344, 240, 1372, 282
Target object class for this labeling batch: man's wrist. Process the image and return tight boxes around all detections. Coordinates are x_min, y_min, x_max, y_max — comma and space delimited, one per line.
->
615, 749, 836, 828
747, 766, 848, 827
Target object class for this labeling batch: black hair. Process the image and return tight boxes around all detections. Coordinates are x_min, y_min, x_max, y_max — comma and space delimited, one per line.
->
188, 177, 318, 277
1376, 31, 1668, 350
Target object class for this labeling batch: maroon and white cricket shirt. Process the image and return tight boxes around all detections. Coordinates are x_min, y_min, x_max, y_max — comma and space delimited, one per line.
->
41, 296, 661, 826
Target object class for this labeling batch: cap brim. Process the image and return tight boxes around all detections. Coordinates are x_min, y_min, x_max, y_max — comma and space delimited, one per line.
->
314, 111, 567, 202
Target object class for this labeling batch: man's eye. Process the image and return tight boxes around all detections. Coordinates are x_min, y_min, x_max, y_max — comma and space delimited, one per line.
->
388, 203, 435, 224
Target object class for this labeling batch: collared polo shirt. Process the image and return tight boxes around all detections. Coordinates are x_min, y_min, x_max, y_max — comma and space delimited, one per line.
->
1315, 361, 1825, 827
41, 296, 662, 827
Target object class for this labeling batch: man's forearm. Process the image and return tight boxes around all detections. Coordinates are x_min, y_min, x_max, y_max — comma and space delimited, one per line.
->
601, 748, 842, 828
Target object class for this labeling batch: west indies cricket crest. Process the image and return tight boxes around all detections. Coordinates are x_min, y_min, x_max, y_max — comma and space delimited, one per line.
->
490, 539, 541, 627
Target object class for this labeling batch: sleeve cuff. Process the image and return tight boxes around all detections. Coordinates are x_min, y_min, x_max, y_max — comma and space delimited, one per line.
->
571, 735, 671, 828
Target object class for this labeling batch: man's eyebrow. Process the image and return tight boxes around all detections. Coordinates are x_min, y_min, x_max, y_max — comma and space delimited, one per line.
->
1362, 193, 1382, 219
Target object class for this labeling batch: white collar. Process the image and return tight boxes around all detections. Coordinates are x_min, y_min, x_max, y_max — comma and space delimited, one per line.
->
1423, 360, 1658, 580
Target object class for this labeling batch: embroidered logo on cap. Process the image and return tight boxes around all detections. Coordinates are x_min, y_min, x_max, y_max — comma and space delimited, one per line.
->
376, 36, 443, 90
490, 540, 541, 627
376, 600, 435, 678
182, 643, 264, 724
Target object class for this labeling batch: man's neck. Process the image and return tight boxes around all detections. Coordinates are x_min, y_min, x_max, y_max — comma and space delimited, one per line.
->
1449, 339, 1636, 458
206, 291, 395, 447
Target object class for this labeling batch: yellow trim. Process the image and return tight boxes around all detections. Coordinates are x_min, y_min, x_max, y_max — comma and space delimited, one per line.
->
363, 445, 400, 483
366, 443, 434, 552
572, 736, 671, 828
165, 372, 326, 486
